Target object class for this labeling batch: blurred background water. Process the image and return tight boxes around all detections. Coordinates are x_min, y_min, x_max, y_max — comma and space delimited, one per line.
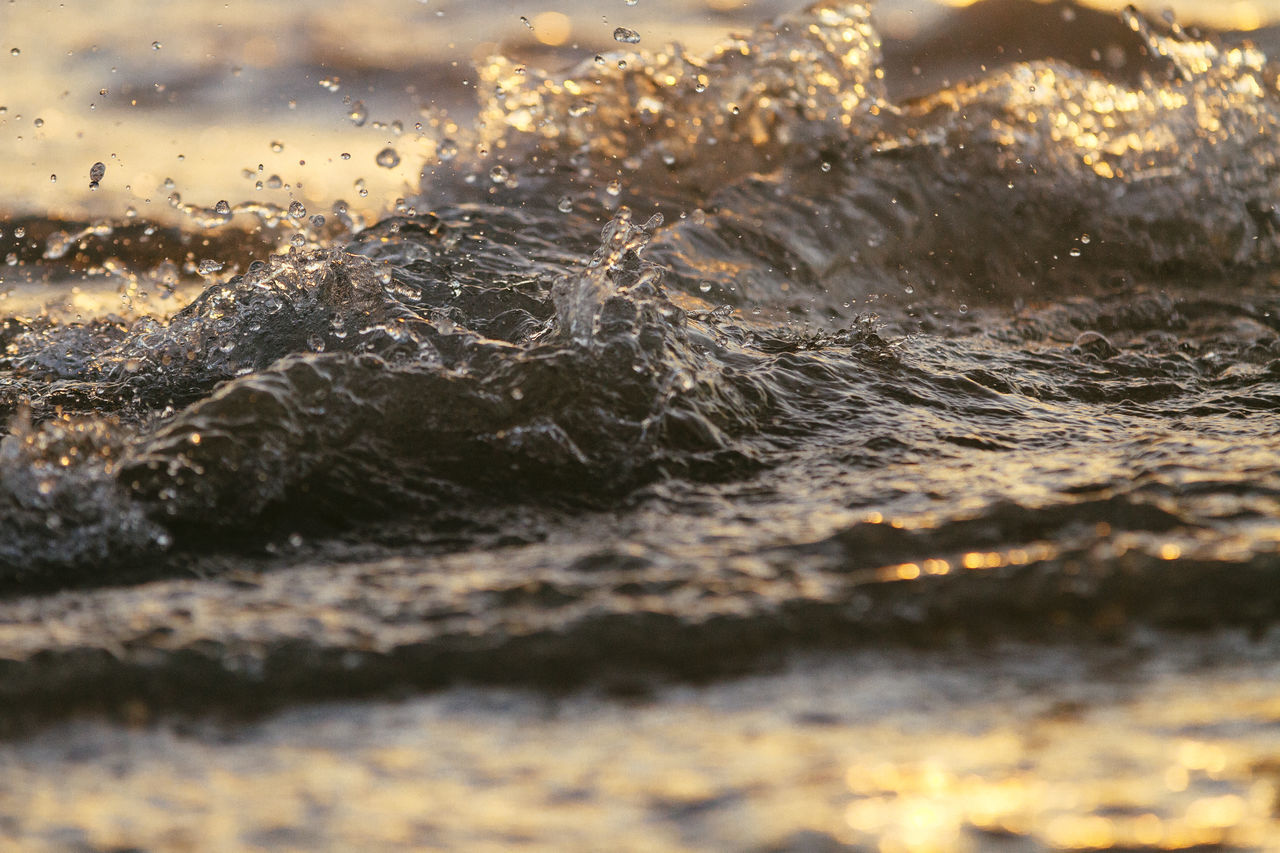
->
2, 0, 1277, 224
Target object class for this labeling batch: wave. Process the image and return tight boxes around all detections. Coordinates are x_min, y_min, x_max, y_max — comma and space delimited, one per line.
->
0, 1, 1279, 714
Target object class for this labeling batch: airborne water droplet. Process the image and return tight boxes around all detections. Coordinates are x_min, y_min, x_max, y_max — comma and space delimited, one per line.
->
288, 200, 306, 218
698, 281, 712, 293
489, 165, 509, 184
613, 27, 641, 44
213, 199, 231, 215
89, 161, 105, 184
375, 147, 400, 168
437, 138, 458, 161
348, 100, 368, 127
558, 196, 573, 213
197, 259, 224, 275
605, 180, 622, 196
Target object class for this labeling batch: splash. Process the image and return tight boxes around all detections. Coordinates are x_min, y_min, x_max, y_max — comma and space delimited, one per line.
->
463, 1, 884, 207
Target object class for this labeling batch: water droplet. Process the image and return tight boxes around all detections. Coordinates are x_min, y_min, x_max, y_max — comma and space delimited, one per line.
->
348, 100, 367, 127
510, 387, 524, 400
89, 161, 105, 183
9, 48, 19, 57
605, 180, 621, 196
820, 161, 832, 173
33, 117, 43, 128
613, 27, 641, 44
310, 214, 326, 228
1080, 234, 1092, 244
340, 152, 351, 160
375, 147, 400, 168
557, 196, 574, 213
437, 138, 458, 161
290, 233, 306, 248
270, 140, 284, 153
958, 303, 969, 315
288, 200, 306, 218
151, 41, 162, 50
489, 165, 509, 184
1069, 248, 1082, 257
213, 199, 231, 215
48, 174, 56, 183
698, 281, 712, 293
197, 259, 224, 275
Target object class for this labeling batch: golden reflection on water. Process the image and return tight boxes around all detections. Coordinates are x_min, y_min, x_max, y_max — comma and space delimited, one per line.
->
3, 640, 1280, 851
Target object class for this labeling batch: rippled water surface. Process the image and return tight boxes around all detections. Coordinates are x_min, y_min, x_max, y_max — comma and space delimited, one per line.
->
4, 0, 1280, 849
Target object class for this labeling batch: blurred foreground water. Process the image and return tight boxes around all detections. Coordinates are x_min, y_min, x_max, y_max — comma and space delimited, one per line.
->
4, 0, 1280, 849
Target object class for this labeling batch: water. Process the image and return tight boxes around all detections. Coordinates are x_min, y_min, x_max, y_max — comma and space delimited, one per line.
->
4, 0, 1280, 849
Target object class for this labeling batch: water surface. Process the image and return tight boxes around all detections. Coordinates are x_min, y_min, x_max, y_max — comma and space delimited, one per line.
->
3, 0, 1280, 849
